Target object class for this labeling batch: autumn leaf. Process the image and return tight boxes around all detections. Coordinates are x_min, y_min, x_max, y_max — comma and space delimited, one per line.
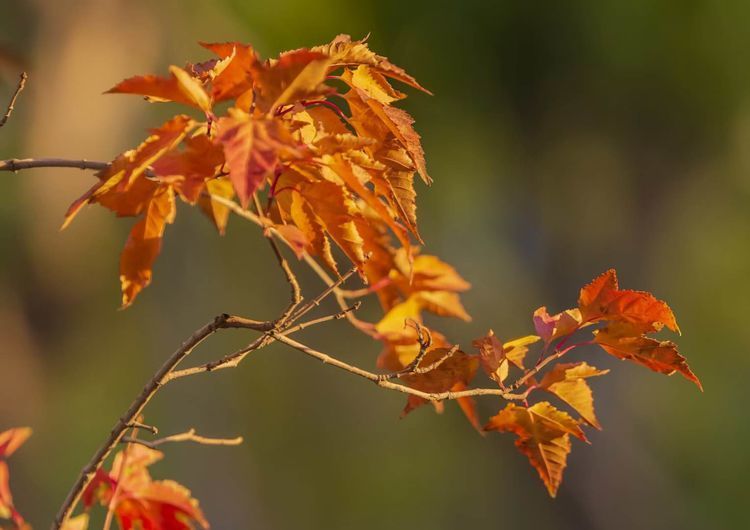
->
215, 108, 302, 207
255, 50, 332, 112
62, 115, 193, 228
472, 331, 537, 384
120, 185, 176, 308
152, 133, 225, 204
485, 402, 586, 497
199, 42, 259, 102
107, 67, 211, 112
312, 34, 432, 94
84, 444, 208, 530
533, 306, 582, 345
578, 269, 679, 334
0, 428, 31, 526
538, 362, 609, 428
595, 324, 702, 390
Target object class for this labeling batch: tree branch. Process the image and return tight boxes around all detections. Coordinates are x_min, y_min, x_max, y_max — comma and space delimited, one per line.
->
272, 334, 530, 402
0, 158, 109, 173
121, 428, 243, 449
52, 313, 270, 529
0, 72, 27, 129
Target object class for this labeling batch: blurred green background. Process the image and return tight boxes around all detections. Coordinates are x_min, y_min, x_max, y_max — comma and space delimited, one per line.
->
1, 1, 747, 528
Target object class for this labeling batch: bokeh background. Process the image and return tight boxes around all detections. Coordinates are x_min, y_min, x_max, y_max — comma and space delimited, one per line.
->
1, 1, 747, 528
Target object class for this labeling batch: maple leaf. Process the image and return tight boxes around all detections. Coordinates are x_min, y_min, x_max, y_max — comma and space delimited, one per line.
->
62, 115, 193, 227
312, 34, 432, 94
0, 428, 31, 526
198, 42, 259, 102
120, 185, 177, 308
215, 108, 302, 207
538, 362, 609, 428
577, 271, 700, 389
107, 67, 211, 112
533, 306, 582, 345
485, 402, 587, 497
345, 84, 431, 185
84, 444, 208, 530
152, 133, 225, 204
472, 331, 537, 384
578, 269, 679, 334
255, 50, 332, 113
595, 324, 702, 390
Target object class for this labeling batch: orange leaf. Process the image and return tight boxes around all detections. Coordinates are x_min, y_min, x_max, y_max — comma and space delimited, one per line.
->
215, 108, 302, 207
84, 444, 208, 530
108, 66, 210, 111
199, 178, 235, 235
313, 34, 432, 94
538, 362, 609, 428
595, 325, 702, 390
62, 114, 193, 228
533, 306, 582, 345
120, 186, 176, 308
578, 269, 679, 334
0, 428, 31, 526
256, 50, 332, 112
485, 402, 586, 497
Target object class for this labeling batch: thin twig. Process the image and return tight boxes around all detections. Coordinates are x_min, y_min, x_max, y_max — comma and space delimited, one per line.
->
166, 301, 362, 382
253, 193, 302, 324
0, 158, 109, 173
507, 343, 581, 391
287, 264, 359, 324
125, 421, 158, 435
378, 344, 459, 381
273, 334, 530, 402
121, 428, 243, 449
0, 72, 27, 128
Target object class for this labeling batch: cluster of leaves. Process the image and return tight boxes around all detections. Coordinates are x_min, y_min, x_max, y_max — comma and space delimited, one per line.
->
82, 444, 206, 530
478, 269, 700, 496
0, 428, 202, 530
0, 35, 698, 530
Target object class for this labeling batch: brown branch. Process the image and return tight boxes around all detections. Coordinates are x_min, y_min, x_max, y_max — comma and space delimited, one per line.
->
287, 264, 359, 324
52, 313, 272, 529
121, 428, 243, 449
378, 344, 459, 381
507, 344, 579, 391
253, 193, 303, 324
165, 301, 362, 383
0, 72, 27, 128
272, 334, 530, 402
125, 421, 158, 435
0, 158, 109, 173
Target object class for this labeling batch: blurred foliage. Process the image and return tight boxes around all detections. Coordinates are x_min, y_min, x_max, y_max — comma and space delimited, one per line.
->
0, 0, 748, 528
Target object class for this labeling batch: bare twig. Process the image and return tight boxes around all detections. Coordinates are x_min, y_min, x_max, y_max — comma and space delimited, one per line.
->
253, 193, 302, 324
0, 158, 108, 173
507, 343, 581, 391
287, 264, 359, 324
272, 334, 530, 402
121, 428, 243, 449
125, 421, 158, 435
378, 344, 459, 381
0, 72, 27, 128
